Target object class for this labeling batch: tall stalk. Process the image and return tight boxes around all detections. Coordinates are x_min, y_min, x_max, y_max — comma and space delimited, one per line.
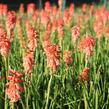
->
4, 57, 9, 109
45, 74, 53, 109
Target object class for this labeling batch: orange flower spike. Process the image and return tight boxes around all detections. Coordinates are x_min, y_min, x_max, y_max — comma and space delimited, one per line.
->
0, 4, 8, 16
44, 1, 52, 13
90, 3, 94, 15
64, 50, 72, 66
0, 26, 6, 39
27, 27, 38, 52
46, 44, 60, 71
0, 4, 3, 16
0, 38, 10, 57
27, 3, 35, 15
79, 68, 90, 82
43, 31, 52, 52
41, 11, 50, 28
25, 20, 32, 30
52, 6, 58, 17
7, 76, 24, 83
79, 36, 95, 56
0, 26, 10, 57
16, 17, 27, 49
52, 20, 58, 32
57, 18, 64, 40
6, 82, 22, 103
2, 4, 8, 16
69, 3, 74, 16
32, 10, 39, 22
95, 7, 109, 26
9, 69, 23, 78
19, 3, 24, 15
6, 70, 24, 103
58, 0, 63, 11
63, 9, 70, 24
82, 3, 87, 14
6, 11, 16, 41
94, 22, 103, 39
43, 33, 60, 72
23, 52, 34, 75
6, 11, 16, 31
46, 21, 52, 32
71, 26, 80, 44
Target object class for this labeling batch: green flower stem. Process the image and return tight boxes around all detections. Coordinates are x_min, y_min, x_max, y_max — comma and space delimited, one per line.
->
45, 74, 53, 109
4, 57, 9, 109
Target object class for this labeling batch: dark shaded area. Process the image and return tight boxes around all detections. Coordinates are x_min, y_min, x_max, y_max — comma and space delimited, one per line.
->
67, 0, 100, 6
0, 0, 101, 10
1, 0, 38, 10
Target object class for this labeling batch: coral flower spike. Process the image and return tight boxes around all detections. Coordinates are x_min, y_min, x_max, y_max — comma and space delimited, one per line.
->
64, 50, 72, 66
79, 36, 95, 56
27, 3, 35, 15
6, 69, 24, 103
0, 26, 10, 57
23, 51, 34, 75
58, 0, 63, 11
71, 26, 80, 44
79, 68, 90, 82
43, 33, 60, 72
0, 38, 10, 57
27, 27, 38, 52
19, 3, 24, 15
6, 11, 16, 41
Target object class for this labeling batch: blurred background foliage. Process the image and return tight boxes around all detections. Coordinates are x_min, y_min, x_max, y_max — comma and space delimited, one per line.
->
0, 0, 105, 10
